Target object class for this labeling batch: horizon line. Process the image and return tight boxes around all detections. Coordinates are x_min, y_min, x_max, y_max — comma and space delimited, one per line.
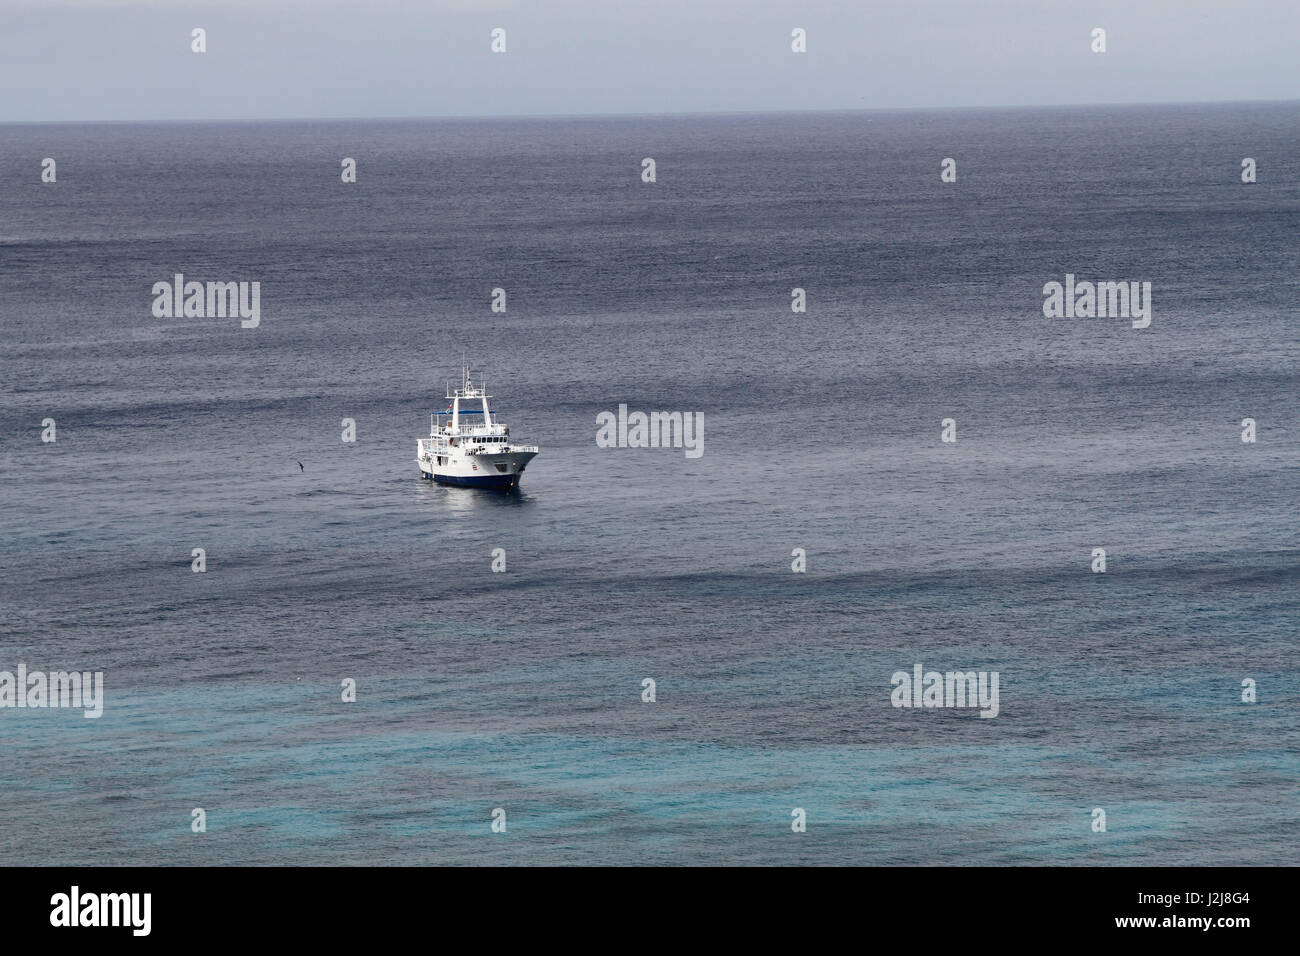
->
3, 96, 1297, 126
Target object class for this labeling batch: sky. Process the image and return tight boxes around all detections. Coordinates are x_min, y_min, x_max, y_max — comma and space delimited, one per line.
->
0, 0, 1296, 122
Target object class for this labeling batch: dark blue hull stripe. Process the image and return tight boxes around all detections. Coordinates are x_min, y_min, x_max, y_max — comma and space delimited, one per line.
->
426, 472, 518, 488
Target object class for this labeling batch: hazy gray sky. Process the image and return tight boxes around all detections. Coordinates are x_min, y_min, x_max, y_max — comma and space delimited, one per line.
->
1, 0, 1296, 121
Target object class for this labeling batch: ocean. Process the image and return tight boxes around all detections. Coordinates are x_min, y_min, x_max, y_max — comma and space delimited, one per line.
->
0, 103, 1296, 865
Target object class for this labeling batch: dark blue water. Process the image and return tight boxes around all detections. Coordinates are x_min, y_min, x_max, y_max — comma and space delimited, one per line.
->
1, 104, 1297, 865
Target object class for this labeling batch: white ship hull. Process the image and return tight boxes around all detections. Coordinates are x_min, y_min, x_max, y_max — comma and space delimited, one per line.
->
416, 447, 537, 489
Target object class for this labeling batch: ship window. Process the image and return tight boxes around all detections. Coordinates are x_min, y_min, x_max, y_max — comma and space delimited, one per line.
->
495, 463, 508, 473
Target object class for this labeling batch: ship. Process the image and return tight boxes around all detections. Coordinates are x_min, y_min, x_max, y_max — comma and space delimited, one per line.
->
416, 365, 539, 490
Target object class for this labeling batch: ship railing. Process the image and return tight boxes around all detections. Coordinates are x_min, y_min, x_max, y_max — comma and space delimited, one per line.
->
465, 444, 538, 455
420, 439, 537, 455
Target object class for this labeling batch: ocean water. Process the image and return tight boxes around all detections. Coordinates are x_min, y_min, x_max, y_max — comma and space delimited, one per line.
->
0, 104, 1296, 865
